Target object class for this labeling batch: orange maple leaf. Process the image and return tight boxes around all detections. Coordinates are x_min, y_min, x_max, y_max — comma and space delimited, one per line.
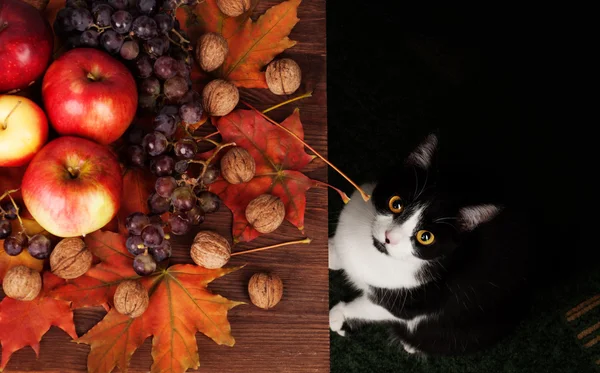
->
0, 272, 77, 371
177, 0, 301, 88
205, 108, 316, 242
51, 230, 244, 373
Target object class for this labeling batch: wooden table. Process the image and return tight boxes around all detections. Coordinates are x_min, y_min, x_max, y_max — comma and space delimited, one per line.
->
1, 1, 329, 371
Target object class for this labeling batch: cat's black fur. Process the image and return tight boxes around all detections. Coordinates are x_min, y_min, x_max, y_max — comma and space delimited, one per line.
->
366, 134, 533, 355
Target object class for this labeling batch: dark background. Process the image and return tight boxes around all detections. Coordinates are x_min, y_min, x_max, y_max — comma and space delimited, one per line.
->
326, 4, 598, 372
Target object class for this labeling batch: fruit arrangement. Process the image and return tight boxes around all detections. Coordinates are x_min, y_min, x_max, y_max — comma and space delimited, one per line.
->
0, 0, 367, 371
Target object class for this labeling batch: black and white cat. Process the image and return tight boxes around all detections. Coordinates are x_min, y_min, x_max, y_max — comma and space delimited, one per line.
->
329, 133, 532, 355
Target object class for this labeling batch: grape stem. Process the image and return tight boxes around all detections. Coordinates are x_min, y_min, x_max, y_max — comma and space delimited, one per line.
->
1, 100, 22, 130
241, 100, 371, 202
191, 142, 236, 183
205, 131, 220, 139
89, 24, 111, 33
166, 35, 192, 51
231, 237, 312, 257
170, 29, 190, 45
0, 189, 29, 238
262, 91, 313, 114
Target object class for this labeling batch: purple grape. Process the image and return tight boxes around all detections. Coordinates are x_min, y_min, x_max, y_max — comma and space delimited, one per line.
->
150, 155, 175, 176
27, 234, 52, 259
141, 224, 164, 247
202, 164, 220, 185
149, 240, 171, 262
67, 0, 87, 8
126, 235, 146, 255
111, 10, 133, 34
154, 13, 173, 35
196, 191, 220, 213
108, 0, 127, 9
139, 77, 161, 96
127, 126, 145, 144
171, 186, 195, 212
174, 160, 189, 174
162, 0, 179, 10
93, 4, 113, 27
142, 131, 168, 156
155, 176, 177, 198
100, 30, 124, 54
92, 1, 110, 12
127, 144, 146, 167
0, 219, 11, 239
138, 94, 157, 110
174, 59, 191, 78
153, 56, 176, 80
133, 253, 157, 276
71, 8, 93, 31
1, 201, 17, 220
120, 40, 140, 60
125, 212, 150, 235
179, 102, 203, 124
168, 212, 190, 235
134, 54, 153, 78
148, 193, 171, 214
54, 8, 75, 34
144, 36, 169, 58
174, 138, 197, 159
3, 233, 27, 256
160, 104, 180, 117
137, 0, 157, 14
177, 89, 199, 105
187, 205, 205, 225
80, 30, 99, 47
164, 76, 188, 101
131, 15, 158, 40
153, 114, 177, 137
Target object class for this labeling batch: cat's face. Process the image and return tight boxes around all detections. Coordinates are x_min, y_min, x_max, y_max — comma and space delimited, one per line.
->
370, 134, 501, 262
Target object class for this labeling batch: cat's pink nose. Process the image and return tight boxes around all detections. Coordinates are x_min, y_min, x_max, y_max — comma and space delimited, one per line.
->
385, 231, 396, 245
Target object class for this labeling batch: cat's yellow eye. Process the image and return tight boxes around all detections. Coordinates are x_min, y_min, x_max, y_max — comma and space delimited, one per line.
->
416, 230, 435, 245
388, 196, 403, 213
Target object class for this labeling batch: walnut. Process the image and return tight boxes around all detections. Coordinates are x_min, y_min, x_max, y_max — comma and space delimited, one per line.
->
220, 147, 256, 184
113, 280, 149, 318
202, 79, 239, 117
195, 32, 229, 72
216, 0, 251, 17
50, 238, 93, 279
190, 231, 231, 269
248, 272, 283, 309
2, 265, 42, 301
265, 58, 302, 95
245, 194, 285, 233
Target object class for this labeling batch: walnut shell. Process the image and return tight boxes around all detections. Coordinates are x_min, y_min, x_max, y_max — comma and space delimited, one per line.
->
202, 79, 239, 117
220, 147, 256, 184
265, 58, 302, 95
245, 194, 285, 233
50, 238, 93, 279
191, 231, 231, 269
248, 272, 283, 309
216, 0, 251, 17
196, 32, 229, 72
113, 280, 149, 318
2, 265, 42, 301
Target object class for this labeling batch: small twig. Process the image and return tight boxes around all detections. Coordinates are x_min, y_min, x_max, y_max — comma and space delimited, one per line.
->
314, 181, 351, 203
205, 131, 220, 139
166, 35, 190, 50
193, 136, 220, 147
89, 24, 111, 33
7, 193, 29, 238
242, 100, 371, 202
231, 238, 312, 257
262, 91, 313, 114
197, 142, 236, 181
170, 28, 190, 44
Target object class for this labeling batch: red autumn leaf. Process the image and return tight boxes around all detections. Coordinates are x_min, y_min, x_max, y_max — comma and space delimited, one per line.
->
0, 272, 77, 371
177, 0, 301, 88
206, 108, 316, 242
50, 230, 138, 308
116, 168, 156, 236
51, 230, 243, 373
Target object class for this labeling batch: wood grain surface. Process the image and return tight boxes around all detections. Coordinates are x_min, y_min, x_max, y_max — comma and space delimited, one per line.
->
0, 0, 329, 372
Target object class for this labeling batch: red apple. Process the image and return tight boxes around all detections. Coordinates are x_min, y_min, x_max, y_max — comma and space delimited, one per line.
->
21, 136, 123, 237
0, 0, 54, 93
0, 95, 48, 166
42, 48, 138, 145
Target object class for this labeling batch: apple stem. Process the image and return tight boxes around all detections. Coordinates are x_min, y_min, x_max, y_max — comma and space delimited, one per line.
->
231, 237, 312, 257
241, 100, 371, 202
86, 72, 97, 82
1, 100, 22, 131
262, 91, 313, 114
67, 166, 80, 179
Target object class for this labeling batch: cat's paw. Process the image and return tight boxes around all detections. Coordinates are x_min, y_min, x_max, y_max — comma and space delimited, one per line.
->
329, 302, 347, 336
328, 237, 342, 270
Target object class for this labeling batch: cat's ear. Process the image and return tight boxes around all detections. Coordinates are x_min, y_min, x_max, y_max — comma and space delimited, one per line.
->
457, 204, 502, 232
406, 133, 438, 169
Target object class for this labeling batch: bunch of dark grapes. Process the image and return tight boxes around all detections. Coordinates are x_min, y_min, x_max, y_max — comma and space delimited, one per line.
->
124, 211, 171, 275
1, 199, 53, 259
53, 0, 202, 114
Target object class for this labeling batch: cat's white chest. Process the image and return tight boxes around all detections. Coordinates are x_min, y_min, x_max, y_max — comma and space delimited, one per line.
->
330, 183, 425, 291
